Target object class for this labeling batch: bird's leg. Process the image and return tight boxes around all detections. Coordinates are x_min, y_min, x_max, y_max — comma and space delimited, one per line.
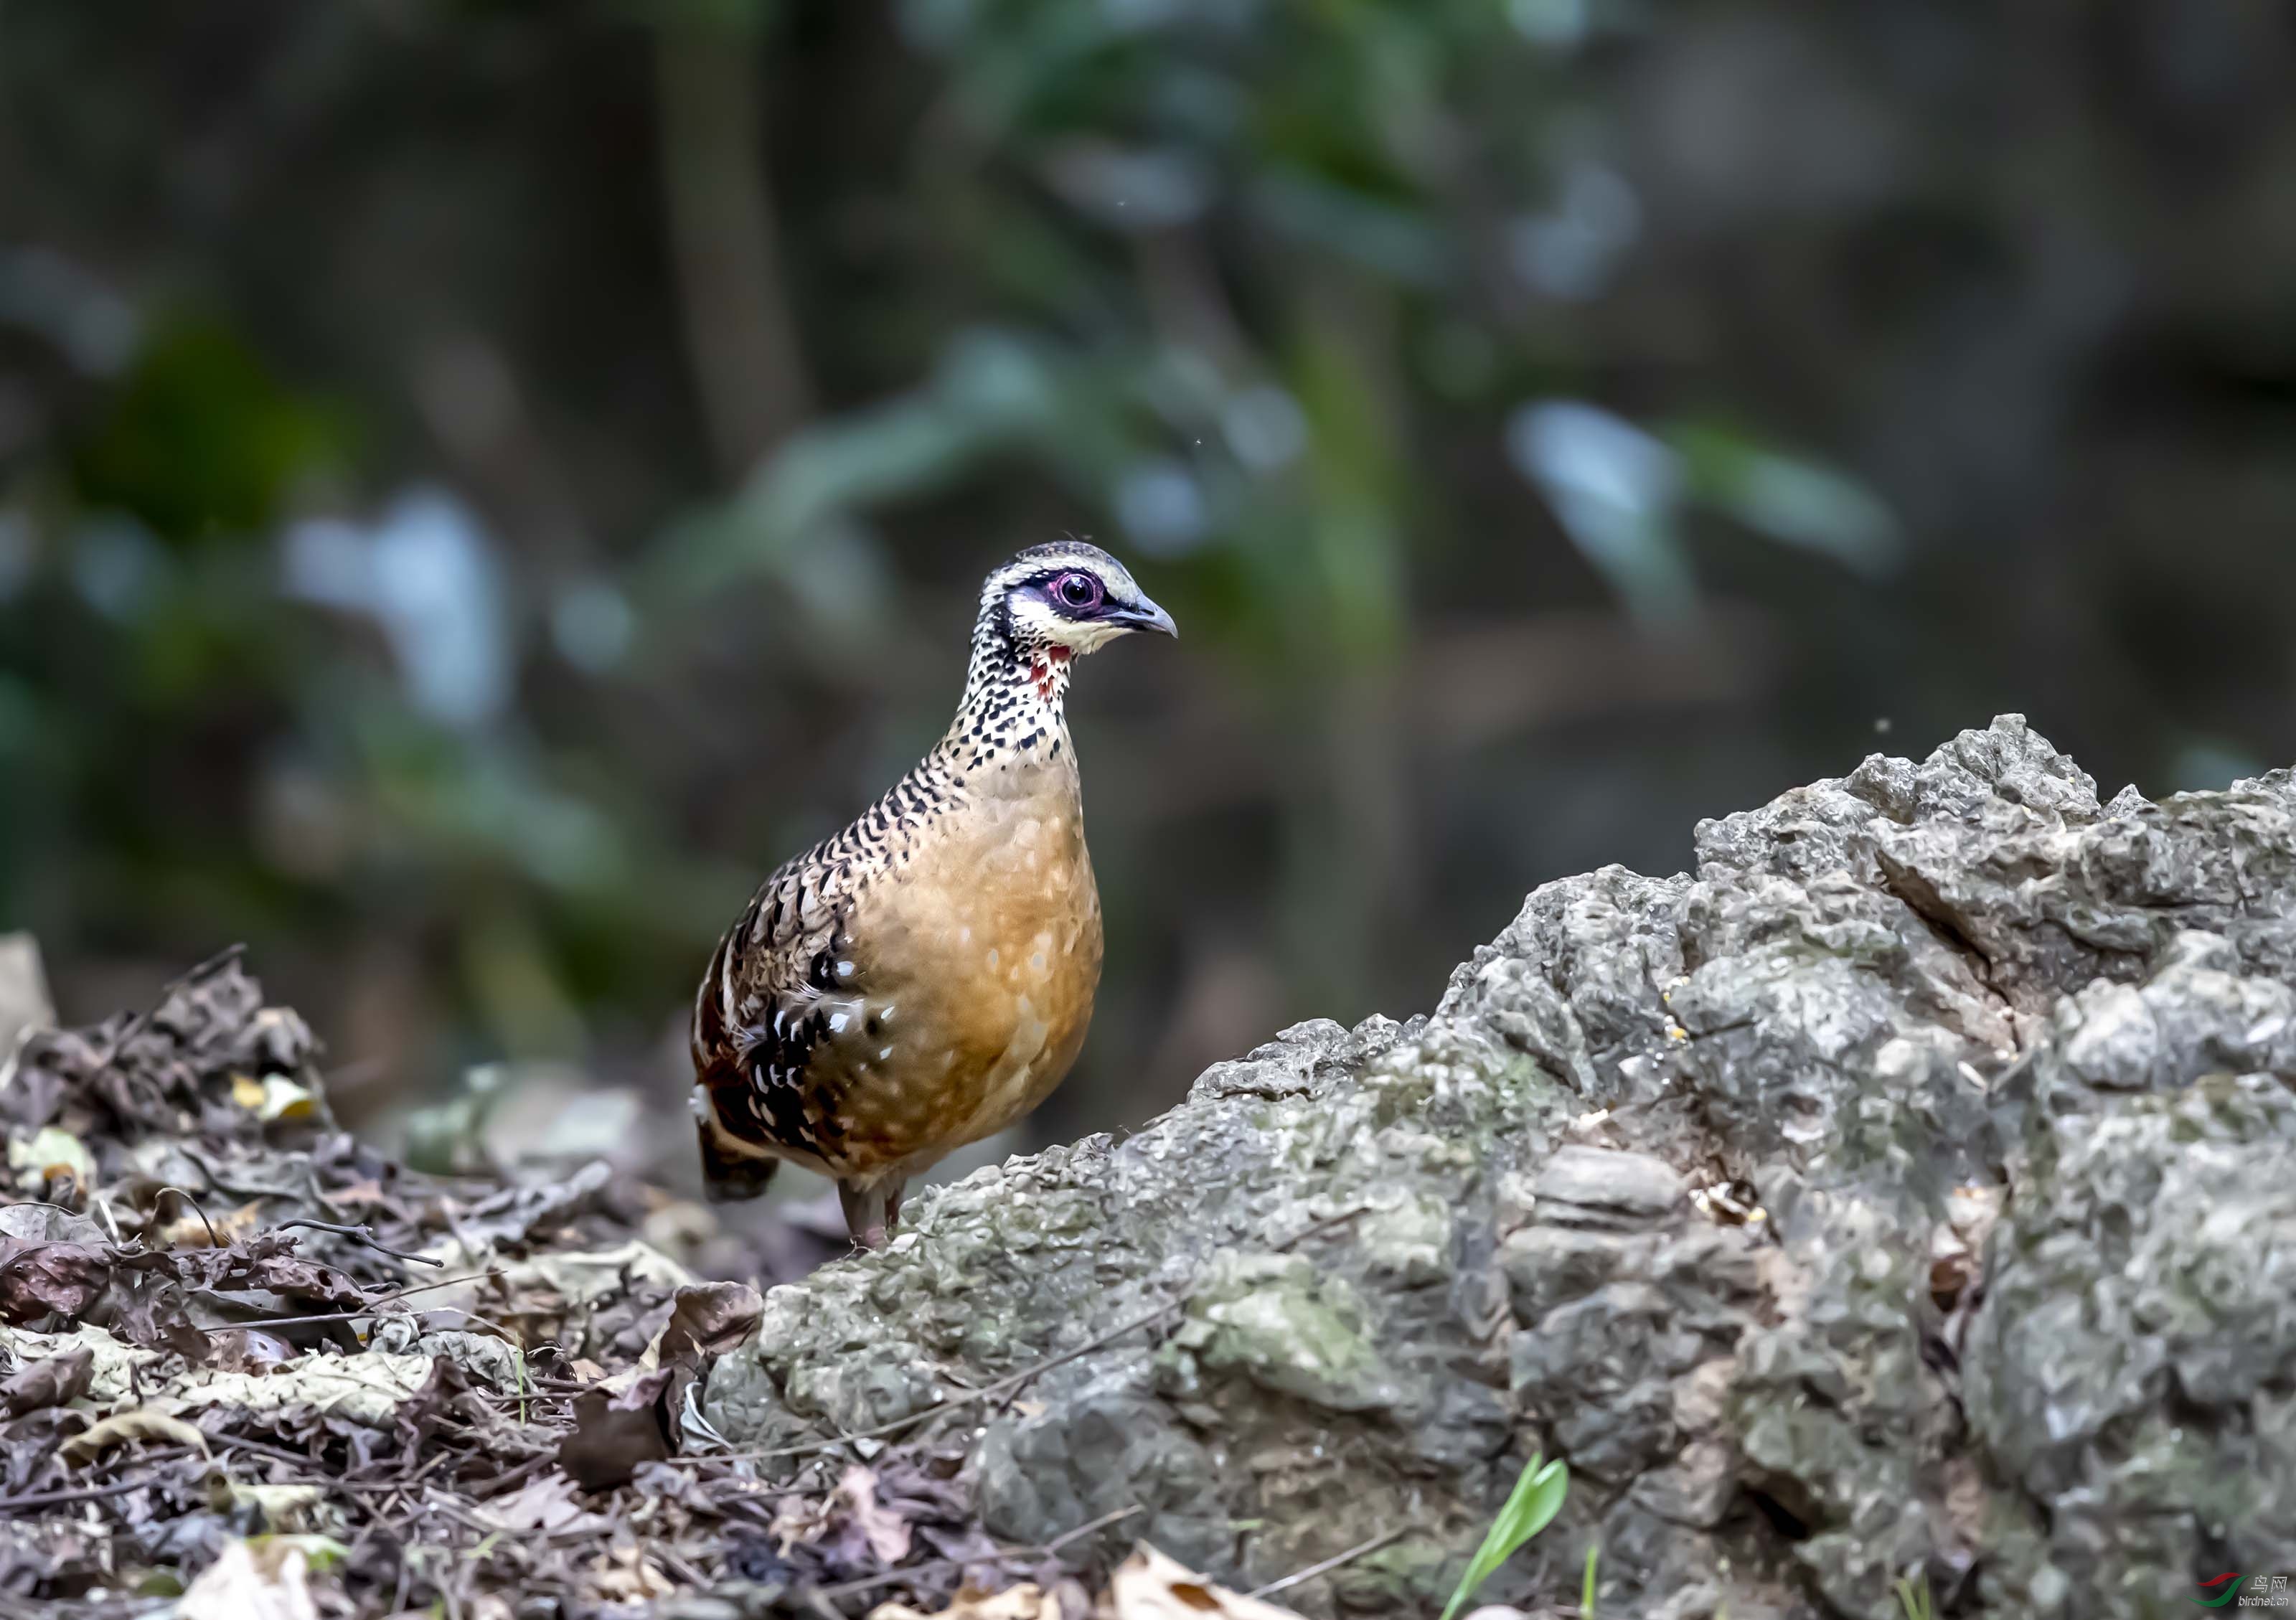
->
837, 1179, 888, 1251
885, 1182, 905, 1235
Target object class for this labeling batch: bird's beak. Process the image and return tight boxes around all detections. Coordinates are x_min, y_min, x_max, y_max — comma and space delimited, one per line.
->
1111, 595, 1178, 639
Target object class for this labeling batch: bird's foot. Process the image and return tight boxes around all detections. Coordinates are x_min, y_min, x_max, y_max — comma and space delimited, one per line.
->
838, 1177, 899, 1251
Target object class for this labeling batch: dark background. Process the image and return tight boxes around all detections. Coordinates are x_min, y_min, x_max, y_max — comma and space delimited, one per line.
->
4, 0, 2292, 1194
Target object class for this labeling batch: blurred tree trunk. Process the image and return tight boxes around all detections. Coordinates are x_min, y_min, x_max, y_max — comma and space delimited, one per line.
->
655, 8, 812, 480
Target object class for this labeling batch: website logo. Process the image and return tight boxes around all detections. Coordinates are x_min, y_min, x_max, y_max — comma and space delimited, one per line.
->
2194, 1574, 2292, 1609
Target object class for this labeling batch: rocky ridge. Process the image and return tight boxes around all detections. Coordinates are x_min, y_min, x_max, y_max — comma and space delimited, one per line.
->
707, 717, 2296, 1619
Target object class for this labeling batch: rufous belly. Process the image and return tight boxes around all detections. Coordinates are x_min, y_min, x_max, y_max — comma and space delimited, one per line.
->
807, 776, 1102, 1184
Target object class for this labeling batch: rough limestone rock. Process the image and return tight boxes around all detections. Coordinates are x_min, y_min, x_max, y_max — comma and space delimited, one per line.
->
706, 717, 2296, 1619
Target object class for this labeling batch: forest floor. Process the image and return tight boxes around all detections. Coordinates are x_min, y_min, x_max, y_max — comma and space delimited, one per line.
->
0, 950, 1310, 1620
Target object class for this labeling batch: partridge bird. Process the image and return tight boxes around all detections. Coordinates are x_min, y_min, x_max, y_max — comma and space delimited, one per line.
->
690, 542, 1176, 1247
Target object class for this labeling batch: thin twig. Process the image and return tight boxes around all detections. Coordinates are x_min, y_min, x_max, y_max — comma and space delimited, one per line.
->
175, 1141, 296, 1202
102, 944, 245, 1058
697, 1299, 1182, 1466
658, 1545, 712, 1589
1038, 1504, 1145, 1558
809, 1503, 1144, 1602
1246, 1526, 1408, 1600
465, 1451, 557, 1499
697, 1205, 1369, 1469
352, 1449, 453, 1494
242, 1268, 504, 1328
210, 1431, 316, 1469
0, 1449, 197, 1514
151, 1185, 218, 1248
0, 1475, 167, 1512
275, 1217, 445, 1268
275, 1450, 458, 1498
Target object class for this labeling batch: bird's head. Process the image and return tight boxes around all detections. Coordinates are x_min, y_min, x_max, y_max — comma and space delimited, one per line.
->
979, 540, 1177, 656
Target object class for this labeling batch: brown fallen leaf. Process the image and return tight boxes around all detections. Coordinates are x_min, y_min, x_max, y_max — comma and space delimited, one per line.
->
7, 1126, 95, 1186
178, 1351, 433, 1429
1105, 1545, 1308, 1620
0, 1237, 113, 1324
206, 1479, 335, 1535
0, 1323, 161, 1408
474, 1470, 608, 1536
60, 1405, 212, 1464
108, 1268, 210, 1357
318, 1176, 386, 1215
588, 1540, 674, 1602
653, 1279, 765, 1364
868, 1552, 1307, 1620
229, 1073, 317, 1121
0, 1344, 93, 1416
235, 1250, 369, 1309
868, 1583, 1067, 1620
392, 1352, 482, 1449
159, 1197, 263, 1251
453, 1159, 616, 1248
204, 1327, 297, 1372
839, 1462, 914, 1565
557, 1366, 674, 1489
644, 1277, 767, 1457
179, 1535, 326, 1620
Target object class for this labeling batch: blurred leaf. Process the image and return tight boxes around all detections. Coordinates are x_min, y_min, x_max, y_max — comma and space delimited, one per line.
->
2168, 740, 2266, 793
656, 330, 1068, 602
1294, 324, 1408, 661
1251, 169, 1452, 287
7, 1124, 95, 1185
60, 1406, 212, 1464
283, 489, 512, 730
1507, 400, 1695, 622
1672, 423, 1903, 578
71, 314, 352, 542
177, 1535, 337, 1620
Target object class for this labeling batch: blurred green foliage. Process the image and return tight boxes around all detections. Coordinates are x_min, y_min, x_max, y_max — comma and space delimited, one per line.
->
1, 0, 2291, 1150
73, 315, 352, 542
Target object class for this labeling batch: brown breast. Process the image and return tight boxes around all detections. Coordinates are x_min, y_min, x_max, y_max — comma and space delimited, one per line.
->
804, 752, 1102, 1182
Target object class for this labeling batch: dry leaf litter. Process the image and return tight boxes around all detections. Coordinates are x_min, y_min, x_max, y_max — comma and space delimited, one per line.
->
0, 944, 1299, 1620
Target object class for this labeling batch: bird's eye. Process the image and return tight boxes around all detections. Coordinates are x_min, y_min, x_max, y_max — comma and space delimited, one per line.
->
1053, 572, 1101, 611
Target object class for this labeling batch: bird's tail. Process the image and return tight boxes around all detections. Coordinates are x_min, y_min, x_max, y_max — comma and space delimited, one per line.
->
696, 1113, 781, 1202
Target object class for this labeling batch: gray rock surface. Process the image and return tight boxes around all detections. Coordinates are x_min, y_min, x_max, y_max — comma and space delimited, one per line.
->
706, 717, 2296, 1619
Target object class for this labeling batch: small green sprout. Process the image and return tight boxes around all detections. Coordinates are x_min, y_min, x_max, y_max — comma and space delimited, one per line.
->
1895, 1572, 1934, 1620
1439, 1453, 1570, 1620
1582, 1542, 1600, 1618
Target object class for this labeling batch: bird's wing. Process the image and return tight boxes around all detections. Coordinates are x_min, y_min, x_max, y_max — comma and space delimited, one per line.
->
690, 843, 870, 1170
